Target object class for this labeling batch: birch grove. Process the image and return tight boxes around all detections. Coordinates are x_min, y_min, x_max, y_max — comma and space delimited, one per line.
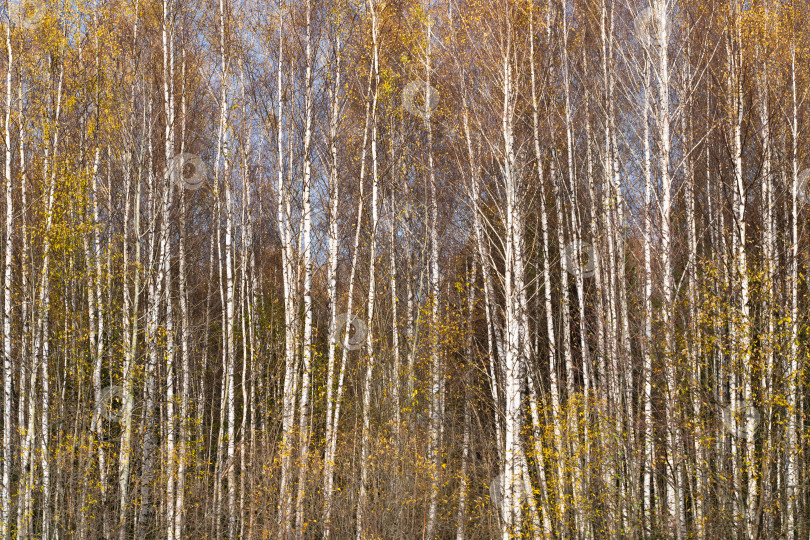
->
1, 0, 809, 538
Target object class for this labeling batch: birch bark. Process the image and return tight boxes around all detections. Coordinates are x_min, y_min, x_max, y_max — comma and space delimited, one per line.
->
295, 1, 314, 534
1, 18, 13, 537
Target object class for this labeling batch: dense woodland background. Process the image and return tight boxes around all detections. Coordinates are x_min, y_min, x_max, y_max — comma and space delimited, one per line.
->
0, 0, 809, 538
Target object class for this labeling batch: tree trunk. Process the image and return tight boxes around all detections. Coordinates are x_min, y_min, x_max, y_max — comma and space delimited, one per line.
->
1, 19, 13, 537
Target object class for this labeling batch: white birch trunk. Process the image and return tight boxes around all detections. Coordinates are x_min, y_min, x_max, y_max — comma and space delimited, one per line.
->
499, 26, 525, 538
322, 30, 343, 540
276, 15, 301, 535
641, 48, 654, 529
36, 65, 63, 540
118, 118, 142, 540
323, 60, 374, 540
528, 21, 564, 529
652, 1, 682, 534
1, 19, 13, 537
295, 3, 315, 534
786, 39, 799, 539
174, 48, 190, 540
161, 2, 177, 535
755, 33, 774, 537
456, 265, 475, 540
17, 86, 34, 540
137, 87, 168, 538
390, 179, 402, 444
426, 22, 443, 540
357, 7, 380, 535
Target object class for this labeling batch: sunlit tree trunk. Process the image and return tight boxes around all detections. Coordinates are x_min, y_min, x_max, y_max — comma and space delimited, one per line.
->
323, 55, 373, 540
118, 108, 142, 540
213, 168, 228, 538
556, 0, 586, 530
528, 17, 564, 529
275, 7, 301, 536
357, 6, 380, 535
174, 47, 190, 540
681, 36, 704, 539
755, 28, 774, 538
641, 47, 654, 531
294, 2, 315, 535
786, 37, 799, 540
219, 29, 237, 540
651, 0, 682, 534
456, 264, 474, 540
322, 28, 343, 540
390, 156, 402, 445
161, 1, 178, 535
461, 85, 504, 473
16, 81, 34, 540
238, 97, 252, 537
423, 6, 444, 538
37, 65, 63, 540
136, 94, 158, 540
498, 18, 526, 537
86, 146, 111, 539
1, 19, 13, 537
